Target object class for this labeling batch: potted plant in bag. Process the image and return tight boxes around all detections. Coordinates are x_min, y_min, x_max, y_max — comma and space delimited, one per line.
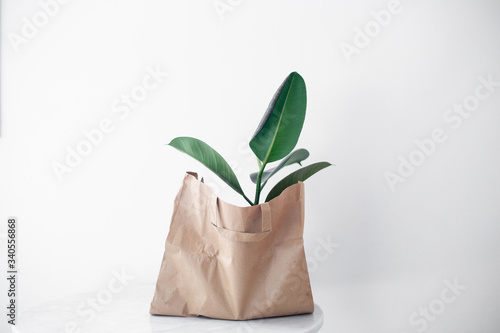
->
150, 72, 332, 320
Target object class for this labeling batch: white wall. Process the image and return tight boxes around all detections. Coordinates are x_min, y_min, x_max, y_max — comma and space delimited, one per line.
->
1, 0, 499, 332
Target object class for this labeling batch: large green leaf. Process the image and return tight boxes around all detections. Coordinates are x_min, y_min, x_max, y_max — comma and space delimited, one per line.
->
249, 72, 307, 164
265, 162, 332, 202
168, 137, 249, 201
249, 148, 309, 185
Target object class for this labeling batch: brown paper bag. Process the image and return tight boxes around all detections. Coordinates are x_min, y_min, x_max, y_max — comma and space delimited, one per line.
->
150, 172, 314, 320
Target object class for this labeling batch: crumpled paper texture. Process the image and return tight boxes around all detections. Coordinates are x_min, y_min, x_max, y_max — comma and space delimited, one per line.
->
150, 172, 314, 320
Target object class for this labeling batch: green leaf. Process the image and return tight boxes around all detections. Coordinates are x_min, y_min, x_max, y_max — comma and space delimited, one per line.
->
168, 137, 251, 203
265, 162, 332, 202
249, 72, 307, 164
249, 148, 310, 185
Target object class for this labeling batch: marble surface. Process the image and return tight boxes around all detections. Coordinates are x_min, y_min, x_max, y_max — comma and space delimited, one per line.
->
16, 284, 323, 333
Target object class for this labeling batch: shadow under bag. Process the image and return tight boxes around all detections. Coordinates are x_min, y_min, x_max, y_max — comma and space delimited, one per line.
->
150, 172, 314, 320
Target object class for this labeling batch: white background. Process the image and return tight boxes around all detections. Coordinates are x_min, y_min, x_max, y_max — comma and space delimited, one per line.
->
1, 0, 500, 332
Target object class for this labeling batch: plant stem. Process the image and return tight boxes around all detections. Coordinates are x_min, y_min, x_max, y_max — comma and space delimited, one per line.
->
242, 193, 254, 206
254, 163, 266, 205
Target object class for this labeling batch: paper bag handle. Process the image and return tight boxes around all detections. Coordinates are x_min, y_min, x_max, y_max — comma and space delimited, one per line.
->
212, 198, 272, 242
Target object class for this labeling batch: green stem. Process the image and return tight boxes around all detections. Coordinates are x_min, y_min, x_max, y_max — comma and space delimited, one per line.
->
253, 161, 267, 205
242, 193, 254, 206
254, 170, 262, 205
